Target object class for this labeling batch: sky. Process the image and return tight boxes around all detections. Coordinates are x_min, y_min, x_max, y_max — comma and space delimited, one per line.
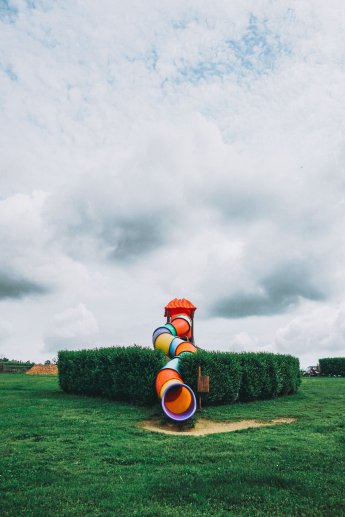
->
1, 0, 345, 367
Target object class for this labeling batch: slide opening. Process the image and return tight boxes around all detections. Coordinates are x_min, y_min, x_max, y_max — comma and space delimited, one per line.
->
162, 383, 197, 421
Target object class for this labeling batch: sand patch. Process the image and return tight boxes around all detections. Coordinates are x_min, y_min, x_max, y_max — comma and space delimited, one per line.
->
140, 417, 296, 436
26, 364, 58, 375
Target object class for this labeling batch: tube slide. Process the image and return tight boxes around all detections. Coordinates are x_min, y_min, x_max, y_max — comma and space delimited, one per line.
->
152, 313, 197, 421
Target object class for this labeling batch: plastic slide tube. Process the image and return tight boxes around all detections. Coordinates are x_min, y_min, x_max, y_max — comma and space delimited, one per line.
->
152, 314, 197, 421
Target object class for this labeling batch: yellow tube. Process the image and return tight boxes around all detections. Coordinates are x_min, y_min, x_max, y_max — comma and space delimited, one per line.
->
154, 333, 175, 355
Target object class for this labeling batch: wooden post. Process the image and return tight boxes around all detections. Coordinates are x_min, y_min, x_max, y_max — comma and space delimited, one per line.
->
197, 366, 210, 410
198, 366, 202, 409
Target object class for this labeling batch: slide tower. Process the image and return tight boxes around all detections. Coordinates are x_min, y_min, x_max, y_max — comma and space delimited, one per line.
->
152, 298, 198, 421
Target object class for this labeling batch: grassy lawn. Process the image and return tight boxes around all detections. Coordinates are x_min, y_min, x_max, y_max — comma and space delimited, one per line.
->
0, 374, 344, 516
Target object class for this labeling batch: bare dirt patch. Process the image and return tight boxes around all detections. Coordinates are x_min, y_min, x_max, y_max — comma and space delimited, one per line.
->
140, 417, 297, 436
26, 364, 58, 375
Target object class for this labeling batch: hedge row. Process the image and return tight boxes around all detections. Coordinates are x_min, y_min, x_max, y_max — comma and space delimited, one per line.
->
0, 362, 33, 373
58, 346, 166, 405
319, 357, 345, 376
180, 351, 301, 405
58, 347, 300, 406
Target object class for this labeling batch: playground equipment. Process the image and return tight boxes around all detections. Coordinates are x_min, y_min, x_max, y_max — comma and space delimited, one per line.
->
152, 298, 198, 421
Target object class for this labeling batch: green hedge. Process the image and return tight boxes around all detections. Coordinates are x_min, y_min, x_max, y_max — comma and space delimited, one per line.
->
180, 351, 300, 405
59, 347, 300, 407
319, 357, 345, 376
238, 353, 301, 401
58, 346, 166, 405
0, 362, 34, 373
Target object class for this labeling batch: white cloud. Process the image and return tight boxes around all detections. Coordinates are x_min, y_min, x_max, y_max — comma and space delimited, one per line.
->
275, 302, 345, 356
230, 332, 259, 351
44, 303, 99, 353
0, 320, 13, 342
49, 303, 99, 338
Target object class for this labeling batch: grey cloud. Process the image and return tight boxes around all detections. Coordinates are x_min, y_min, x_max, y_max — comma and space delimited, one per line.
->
209, 183, 329, 235
210, 263, 325, 318
60, 213, 165, 263
100, 217, 164, 262
46, 184, 169, 263
0, 273, 49, 300
212, 191, 273, 222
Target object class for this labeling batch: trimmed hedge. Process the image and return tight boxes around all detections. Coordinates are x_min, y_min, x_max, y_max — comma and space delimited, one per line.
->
58, 346, 166, 405
180, 351, 300, 405
0, 362, 34, 373
319, 357, 345, 376
238, 353, 301, 401
59, 346, 300, 407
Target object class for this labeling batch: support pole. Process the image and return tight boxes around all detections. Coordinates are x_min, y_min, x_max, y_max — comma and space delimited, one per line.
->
198, 366, 202, 410
191, 312, 195, 344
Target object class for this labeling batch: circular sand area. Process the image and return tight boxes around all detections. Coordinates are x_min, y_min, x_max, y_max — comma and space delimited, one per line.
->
140, 417, 297, 436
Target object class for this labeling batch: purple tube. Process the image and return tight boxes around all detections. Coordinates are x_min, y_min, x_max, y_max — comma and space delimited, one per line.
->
161, 383, 197, 421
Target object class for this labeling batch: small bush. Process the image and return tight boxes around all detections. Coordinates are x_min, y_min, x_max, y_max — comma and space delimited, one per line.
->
58, 346, 166, 405
319, 357, 345, 376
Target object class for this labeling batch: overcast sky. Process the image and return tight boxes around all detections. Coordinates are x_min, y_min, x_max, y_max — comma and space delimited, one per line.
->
1, 1, 345, 367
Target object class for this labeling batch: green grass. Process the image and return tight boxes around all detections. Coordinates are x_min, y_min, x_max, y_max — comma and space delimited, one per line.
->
0, 375, 344, 516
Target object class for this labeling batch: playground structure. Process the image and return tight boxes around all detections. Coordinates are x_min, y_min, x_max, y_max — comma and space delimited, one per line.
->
152, 298, 198, 421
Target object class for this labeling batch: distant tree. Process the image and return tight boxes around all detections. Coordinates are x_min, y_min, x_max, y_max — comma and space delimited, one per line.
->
44, 360, 51, 365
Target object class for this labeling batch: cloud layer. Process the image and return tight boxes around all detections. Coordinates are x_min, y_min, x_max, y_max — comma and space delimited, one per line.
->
1, 1, 345, 365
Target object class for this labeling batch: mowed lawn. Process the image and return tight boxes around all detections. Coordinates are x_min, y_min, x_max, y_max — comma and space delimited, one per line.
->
0, 374, 344, 517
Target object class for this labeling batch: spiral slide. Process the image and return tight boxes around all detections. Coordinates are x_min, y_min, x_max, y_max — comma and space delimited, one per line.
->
152, 300, 198, 421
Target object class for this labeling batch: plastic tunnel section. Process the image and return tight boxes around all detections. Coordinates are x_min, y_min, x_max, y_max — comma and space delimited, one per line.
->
152, 301, 198, 422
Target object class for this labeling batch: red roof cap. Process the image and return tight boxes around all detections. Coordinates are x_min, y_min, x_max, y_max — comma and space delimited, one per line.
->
164, 298, 197, 317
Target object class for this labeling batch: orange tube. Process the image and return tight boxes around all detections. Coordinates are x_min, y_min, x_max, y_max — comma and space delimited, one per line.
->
155, 369, 182, 395
171, 317, 190, 336
175, 342, 197, 356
